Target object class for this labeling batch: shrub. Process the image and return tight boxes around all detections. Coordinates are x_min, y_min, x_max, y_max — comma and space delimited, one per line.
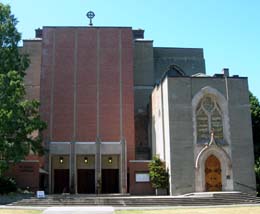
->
148, 156, 169, 189
0, 176, 17, 194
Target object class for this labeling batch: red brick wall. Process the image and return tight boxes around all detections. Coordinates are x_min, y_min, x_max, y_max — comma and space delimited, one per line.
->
5, 162, 39, 192
121, 29, 135, 162
40, 27, 54, 143
11, 40, 43, 192
53, 29, 74, 141
76, 28, 97, 141
129, 162, 154, 195
99, 29, 120, 141
40, 26, 135, 164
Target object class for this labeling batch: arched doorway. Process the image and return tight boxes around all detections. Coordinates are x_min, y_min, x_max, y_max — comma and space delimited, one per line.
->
205, 155, 222, 191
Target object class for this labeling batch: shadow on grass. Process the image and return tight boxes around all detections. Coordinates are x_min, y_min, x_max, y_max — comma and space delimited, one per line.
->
0, 193, 33, 205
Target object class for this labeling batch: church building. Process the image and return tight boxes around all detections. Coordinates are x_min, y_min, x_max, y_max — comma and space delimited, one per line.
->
9, 21, 256, 195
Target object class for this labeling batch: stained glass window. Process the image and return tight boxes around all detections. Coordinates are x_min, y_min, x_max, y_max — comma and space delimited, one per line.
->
196, 96, 224, 143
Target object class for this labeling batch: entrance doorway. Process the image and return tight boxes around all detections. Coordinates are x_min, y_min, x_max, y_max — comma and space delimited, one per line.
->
77, 169, 95, 193
54, 169, 69, 193
102, 169, 119, 193
205, 155, 222, 191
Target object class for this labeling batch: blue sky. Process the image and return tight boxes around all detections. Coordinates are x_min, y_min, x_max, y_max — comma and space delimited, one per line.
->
2, 0, 260, 99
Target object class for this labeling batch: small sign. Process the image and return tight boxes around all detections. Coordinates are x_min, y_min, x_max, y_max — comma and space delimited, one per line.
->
19, 165, 34, 173
36, 190, 45, 198
135, 173, 150, 182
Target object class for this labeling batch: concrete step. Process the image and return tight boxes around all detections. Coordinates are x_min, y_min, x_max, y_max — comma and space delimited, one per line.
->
9, 192, 260, 207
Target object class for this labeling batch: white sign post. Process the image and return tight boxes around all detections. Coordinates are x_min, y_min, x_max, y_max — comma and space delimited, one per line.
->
36, 190, 45, 198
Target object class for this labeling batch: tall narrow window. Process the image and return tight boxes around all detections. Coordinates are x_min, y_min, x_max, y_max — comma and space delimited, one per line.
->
196, 96, 224, 144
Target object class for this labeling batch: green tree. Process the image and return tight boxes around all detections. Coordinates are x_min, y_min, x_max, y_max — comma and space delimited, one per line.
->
255, 157, 260, 196
250, 92, 260, 159
148, 156, 169, 190
0, 3, 46, 176
250, 92, 260, 195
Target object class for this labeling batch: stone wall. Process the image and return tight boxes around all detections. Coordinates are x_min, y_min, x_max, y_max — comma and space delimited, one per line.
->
227, 78, 256, 193
134, 40, 205, 161
153, 47, 206, 82
166, 77, 195, 195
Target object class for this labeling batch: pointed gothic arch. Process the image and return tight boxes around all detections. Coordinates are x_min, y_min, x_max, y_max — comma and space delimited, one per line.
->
192, 86, 231, 145
167, 64, 186, 76
194, 144, 233, 192
192, 86, 233, 192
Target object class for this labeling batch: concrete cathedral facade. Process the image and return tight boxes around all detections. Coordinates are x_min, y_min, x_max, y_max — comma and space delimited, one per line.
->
8, 24, 256, 195
151, 74, 255, 195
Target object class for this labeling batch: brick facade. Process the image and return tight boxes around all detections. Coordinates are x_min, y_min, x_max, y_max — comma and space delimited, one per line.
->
129, 161, 154, 195
41, 27, 134, 146
40, 27, 135, 193
5, 161, 40, 192
11, 25, 250, 196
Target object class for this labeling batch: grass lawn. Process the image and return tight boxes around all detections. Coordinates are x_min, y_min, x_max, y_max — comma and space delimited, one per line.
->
115, 206, 260, 214
0, 209, 42, 214
1, 206, 260, 214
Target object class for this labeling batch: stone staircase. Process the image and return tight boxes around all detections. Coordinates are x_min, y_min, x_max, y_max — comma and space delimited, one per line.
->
8, 192, 260, 207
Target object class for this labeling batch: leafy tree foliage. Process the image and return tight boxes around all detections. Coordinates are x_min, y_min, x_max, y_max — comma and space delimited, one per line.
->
0, 3, 46, 176
0, 176, 17, 194
255, 157, 260, 196
250, 92, 260, 159
250, 92, 260, 195
148, 156, 169, 189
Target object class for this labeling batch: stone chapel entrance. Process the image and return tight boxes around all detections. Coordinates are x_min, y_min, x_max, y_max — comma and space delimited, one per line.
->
205, 155, 222, 191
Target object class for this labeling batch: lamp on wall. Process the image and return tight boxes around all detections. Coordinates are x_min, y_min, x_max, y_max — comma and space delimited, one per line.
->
59, 156, 64, 164
84, 157, 88, 164
108, 157, 112, 164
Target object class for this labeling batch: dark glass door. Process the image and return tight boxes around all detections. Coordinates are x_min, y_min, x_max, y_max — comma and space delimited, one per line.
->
77, 169, 95, 193
54, 169, 69, 193
102, 169, 119, 193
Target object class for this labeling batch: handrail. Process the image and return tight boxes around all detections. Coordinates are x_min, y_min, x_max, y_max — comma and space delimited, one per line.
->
234, 181, 257, 191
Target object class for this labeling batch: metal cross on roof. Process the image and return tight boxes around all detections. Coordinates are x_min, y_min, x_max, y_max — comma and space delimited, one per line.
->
86, 11, 95, 26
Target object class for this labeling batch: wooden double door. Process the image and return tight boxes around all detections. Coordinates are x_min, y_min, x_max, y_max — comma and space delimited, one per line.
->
205, 155, 222, 191
77, 169, 95, 194
102, 169, 119, 193
54, 169, 69, 193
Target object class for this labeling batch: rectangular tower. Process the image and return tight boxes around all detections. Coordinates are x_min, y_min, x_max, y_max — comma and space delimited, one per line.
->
40, 27, 134, 193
